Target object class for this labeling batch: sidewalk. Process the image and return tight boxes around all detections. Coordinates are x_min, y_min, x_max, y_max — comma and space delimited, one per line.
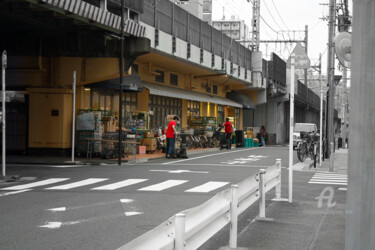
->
4, 147, 220, 166
221, 149, 348, 250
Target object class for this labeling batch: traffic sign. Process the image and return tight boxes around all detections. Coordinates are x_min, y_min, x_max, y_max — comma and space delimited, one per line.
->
287, 43, 310, 69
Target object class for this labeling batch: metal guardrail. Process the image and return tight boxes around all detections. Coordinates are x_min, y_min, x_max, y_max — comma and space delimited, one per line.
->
119, 159, 283, 250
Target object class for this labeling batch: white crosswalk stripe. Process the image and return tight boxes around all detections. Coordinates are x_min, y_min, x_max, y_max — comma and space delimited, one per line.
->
91, 179, 148, 190
185, 181, 229, 193
1, 178, 231, 194
308, 172, 348, 186
138, 180, 188, 191
45, 178, 108, 190
0, 178, 69, 190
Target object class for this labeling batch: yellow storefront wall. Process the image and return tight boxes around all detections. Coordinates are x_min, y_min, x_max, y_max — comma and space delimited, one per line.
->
24, 55, 247, 151
28, 88, 72, 149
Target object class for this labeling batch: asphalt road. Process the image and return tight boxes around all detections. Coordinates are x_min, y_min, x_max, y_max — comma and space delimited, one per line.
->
0, 146, 299, 250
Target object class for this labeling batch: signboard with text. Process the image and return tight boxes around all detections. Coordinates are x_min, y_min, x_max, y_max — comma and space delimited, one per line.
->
287, 42, 310, 69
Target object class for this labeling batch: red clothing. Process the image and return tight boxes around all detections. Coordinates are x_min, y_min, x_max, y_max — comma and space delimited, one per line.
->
166, 120, 177, 138
224, 121, 232, 133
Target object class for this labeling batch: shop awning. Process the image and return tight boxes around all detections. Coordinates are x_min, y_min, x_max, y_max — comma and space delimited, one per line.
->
227, 91, 256, 109
85, 73, 143, 92
142, 82, 242, 108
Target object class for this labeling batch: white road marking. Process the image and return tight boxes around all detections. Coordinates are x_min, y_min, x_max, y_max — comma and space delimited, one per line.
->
50, 165, 85, 168
124, 212, 143, 216
39, 221, 82, 229
163, 148, 258, 164
46, 178, 108, 190
47, 207, 66, 212
313, 174, 347, 177
1, 178, 69, 190
227, 161, 241, 165
39, 222, 62, 229
308, 173, 348, 186
234, 158, 260, 162
310, 179, 347, 183
0, 189, 32, 197
138, 180, 188, 191
185, 181, 229, 193
311, 177, 347, 180
338, 188, 347, 191
91, 179, 148, 190
150, 170, 209, 174
308, 181, 347, 185
120, 199, 134, 203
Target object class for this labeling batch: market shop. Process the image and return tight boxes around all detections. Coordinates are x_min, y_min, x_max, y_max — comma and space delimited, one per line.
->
74, 79, 247, 158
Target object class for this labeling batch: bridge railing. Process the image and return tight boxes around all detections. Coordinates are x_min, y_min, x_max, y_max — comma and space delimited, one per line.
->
119, 159, 283, 250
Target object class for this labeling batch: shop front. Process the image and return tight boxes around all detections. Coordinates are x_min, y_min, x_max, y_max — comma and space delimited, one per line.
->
68, 79, 243, 158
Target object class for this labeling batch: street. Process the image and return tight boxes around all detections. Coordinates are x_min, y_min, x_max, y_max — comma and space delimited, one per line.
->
1, 146, 299, 249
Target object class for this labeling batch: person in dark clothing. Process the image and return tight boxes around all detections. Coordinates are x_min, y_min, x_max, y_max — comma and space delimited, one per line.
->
223, 118, 232, 149
166, 116, 179, 159
260, 125, 266, 146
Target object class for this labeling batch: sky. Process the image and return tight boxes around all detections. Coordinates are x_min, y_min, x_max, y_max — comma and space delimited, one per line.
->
211, 0, 341, 76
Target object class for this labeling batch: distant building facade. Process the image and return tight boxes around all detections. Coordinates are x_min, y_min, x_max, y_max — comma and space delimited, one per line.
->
170, 0, 204, 20
212, 18, 250, 42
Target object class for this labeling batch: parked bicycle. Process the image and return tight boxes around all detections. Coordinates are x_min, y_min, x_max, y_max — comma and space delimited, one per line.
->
296, 131, 320, 168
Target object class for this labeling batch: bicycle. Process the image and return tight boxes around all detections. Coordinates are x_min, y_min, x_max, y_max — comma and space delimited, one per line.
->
296, 131, 320, 168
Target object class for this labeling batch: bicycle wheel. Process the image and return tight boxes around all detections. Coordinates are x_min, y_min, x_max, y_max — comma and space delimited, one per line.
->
297, 142, 307, 162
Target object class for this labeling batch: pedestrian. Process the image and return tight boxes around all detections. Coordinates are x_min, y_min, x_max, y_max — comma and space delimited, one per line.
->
260, 125, 266, 147
166, 116, 179, 159
223, 118, 232, 149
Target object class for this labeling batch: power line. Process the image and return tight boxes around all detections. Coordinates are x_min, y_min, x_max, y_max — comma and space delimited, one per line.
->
270, 0, 290, 31
248, 0, 279, 34
263, 0, 284, 31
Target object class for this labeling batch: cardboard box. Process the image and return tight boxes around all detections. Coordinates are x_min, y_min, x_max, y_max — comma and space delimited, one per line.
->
140, 138, 157, 151
143, 131, 154, 138
137, 145, 146, 155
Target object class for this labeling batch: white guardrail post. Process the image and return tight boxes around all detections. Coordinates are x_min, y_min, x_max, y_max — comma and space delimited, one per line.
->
175, 213, 186, 250
229, 185, 239, 248
258, 169, 266, 219
275, 159, 281, 199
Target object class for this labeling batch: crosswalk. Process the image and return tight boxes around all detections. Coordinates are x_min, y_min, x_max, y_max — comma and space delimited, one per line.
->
0, 178, 230, 193
308, 172, 347, 186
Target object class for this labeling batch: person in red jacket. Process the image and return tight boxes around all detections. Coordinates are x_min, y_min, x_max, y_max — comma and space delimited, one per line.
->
223, 118, 232, 149
165, 116, 179, 159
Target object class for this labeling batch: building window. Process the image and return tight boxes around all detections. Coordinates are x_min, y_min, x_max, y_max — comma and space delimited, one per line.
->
155, 70, 164, 83
213, 85, 218, 94
149, 95, 182, 129
235, 108, 240, 129
170, 73, 178, 86
187, 101, 200, 117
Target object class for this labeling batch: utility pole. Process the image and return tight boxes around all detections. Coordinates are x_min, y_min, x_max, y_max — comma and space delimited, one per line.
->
251, 0, 260, 51
346, 1, 375, 248
326, 0, 336, 170
118, 0, 124, 166
304, 25, 309, 109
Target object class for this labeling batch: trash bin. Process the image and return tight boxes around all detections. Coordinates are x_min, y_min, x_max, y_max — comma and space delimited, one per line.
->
338, 138, 343, 149
235, 130, 244, 147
